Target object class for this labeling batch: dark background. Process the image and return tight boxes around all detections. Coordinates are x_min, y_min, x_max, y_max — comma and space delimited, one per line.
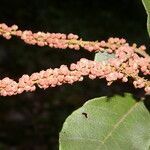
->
0, 0, 149, 149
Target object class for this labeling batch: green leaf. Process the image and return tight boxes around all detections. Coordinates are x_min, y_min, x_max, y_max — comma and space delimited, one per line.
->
94, 51, 115, 62
59, 93, 150, 150
142, 0, 150, 37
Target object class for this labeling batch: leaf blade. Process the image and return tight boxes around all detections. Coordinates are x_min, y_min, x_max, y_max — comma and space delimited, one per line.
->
94, 51, 115, 62
59, 93, 150, 150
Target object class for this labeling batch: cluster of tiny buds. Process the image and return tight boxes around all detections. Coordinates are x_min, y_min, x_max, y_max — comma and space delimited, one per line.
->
0, 55, 149, 96
0, 23, 149, 96
1, 23, 146, 54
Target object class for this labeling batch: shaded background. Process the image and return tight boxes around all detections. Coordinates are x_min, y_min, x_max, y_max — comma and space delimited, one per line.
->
0, 0, 149, 149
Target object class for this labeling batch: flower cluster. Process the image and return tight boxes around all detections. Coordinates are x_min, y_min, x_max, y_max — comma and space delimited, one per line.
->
0, 54, 149, 96
0, 23, 149, 96
1, 23, 147, 54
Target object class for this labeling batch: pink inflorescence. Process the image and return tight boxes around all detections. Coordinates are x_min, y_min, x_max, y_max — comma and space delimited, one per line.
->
0, 23, 150, 96
0, 54, 149, 96
0, 23, 129, 52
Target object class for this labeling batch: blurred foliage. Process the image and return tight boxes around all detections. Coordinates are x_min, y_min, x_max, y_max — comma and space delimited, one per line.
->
0, 0, 149, 149
142, 0, 150, 37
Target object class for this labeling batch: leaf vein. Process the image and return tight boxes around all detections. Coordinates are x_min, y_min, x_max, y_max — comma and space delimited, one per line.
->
101, 101, 140, 145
